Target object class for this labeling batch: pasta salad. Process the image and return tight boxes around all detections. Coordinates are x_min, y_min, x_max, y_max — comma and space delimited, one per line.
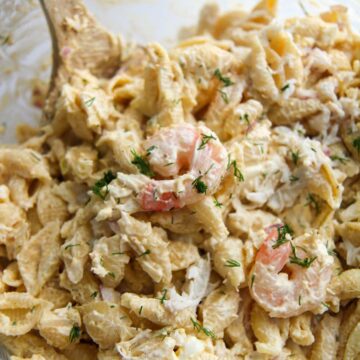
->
1, 0, 360, 359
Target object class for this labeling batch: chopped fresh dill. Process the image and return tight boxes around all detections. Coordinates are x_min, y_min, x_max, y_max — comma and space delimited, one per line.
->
192, 176, 208, 194
64, 243, 80, 250
146, 145, 157, 156
198, 133, 216, 150
227, 155, 244, 181
352, 136, 360, 154
107, 272, 116, 279
291, 150, 300, 166
190, 318, 216, 339
159, 289, 167, 304
298, 295, 302, 305
214, 68, 234, 87
281, 83, 290, 92
330, 154, 348, 164
321, 302, 330, 309
218, 89, 229, 104
69, 325, 81, 343
272, 224, 293, 249
326, 242, 338, 257
289, 242, 317, 268
0, 35, 11, 45
138, 249, 151, 257
139, 306, 143, 315
90, 291, 98, 299
30, 151, 41, 162
84, 97, 95, 107
91, 171, 117, 200
131, 149, 154, 178
240, 113, 250, 125
225, 259, 241, 267
251, 274, 256, 288
213, 198, 223, 208
306, 193, 320, 214
290, 175, 299, 183
111, 252, 124, 256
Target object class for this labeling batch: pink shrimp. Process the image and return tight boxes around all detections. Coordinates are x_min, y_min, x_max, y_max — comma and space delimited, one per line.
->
138, 123, 228, 211
249, 227, 334, 318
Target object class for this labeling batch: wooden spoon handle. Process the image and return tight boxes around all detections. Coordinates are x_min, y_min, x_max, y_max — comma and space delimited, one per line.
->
39, 0, 121, 118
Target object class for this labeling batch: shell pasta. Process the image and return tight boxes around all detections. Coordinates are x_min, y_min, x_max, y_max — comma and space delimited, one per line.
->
1, 0, 360, 358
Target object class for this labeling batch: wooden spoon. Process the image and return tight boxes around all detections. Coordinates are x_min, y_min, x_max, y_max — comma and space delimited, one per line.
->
39, 0, 121, 120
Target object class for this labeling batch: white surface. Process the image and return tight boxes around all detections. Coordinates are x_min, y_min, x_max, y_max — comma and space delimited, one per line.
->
1, 0, 360, 144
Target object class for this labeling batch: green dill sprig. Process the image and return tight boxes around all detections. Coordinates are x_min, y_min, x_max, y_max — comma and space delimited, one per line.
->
289, 242, 317, 268
306, 193, 320, 214
251, 274, 255, 288
218, 89, 229, 104
291, 150, 299, 166
272, 224, 293, 249
353, 137, 360, 154
91, 171, 117, 200
227, 155, 244, 181
190, 318, 216, 339
64, 243, 80, 250
290, 175, 299, 183
139, 306, 143, 315
84, 97, 95, 107
138, 249, 151, 257
225, 259, 241, 267
90, 291, 98, 299
214, 68, 234, 87
146, 145, 157, 156
0, 35, 11, 46
192, 176, 208, 194
321, 302, 330, 309
330, 154, 348, 164
213, 198, 223, 208
107, 272, 116, 278
131, 149, 154, 178
69, 325, 81, 343
159, 289, 167, 304
326, 242, 338, 257
240, 113, 250, 126
198, 133, 216, 150
281, 83, 290, 92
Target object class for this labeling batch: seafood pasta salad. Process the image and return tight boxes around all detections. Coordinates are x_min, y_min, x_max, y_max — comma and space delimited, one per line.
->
2, 0, 360, 359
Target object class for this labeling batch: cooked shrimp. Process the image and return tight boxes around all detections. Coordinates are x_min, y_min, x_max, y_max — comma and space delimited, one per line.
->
138, 123, 228, 211
249, 227, 334, 318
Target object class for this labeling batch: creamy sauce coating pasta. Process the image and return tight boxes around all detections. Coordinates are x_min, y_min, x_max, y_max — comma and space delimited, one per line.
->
1, 0, 360, 358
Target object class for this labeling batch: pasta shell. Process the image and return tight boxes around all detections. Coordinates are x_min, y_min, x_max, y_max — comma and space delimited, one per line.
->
0, 148, 50, 181
0, 292, 51, 336
0, 332, 67, 359
17, 221, 61, 296
38, 306, 81, 349
310, 314, 341, 360
59, 268, 100, 305
90, 234, 130, 287
118, 213, 172, 284
80, 301, 133, 349
61, 225, 91, 284
37, 186, 69, 226
200, 287, 239, 338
